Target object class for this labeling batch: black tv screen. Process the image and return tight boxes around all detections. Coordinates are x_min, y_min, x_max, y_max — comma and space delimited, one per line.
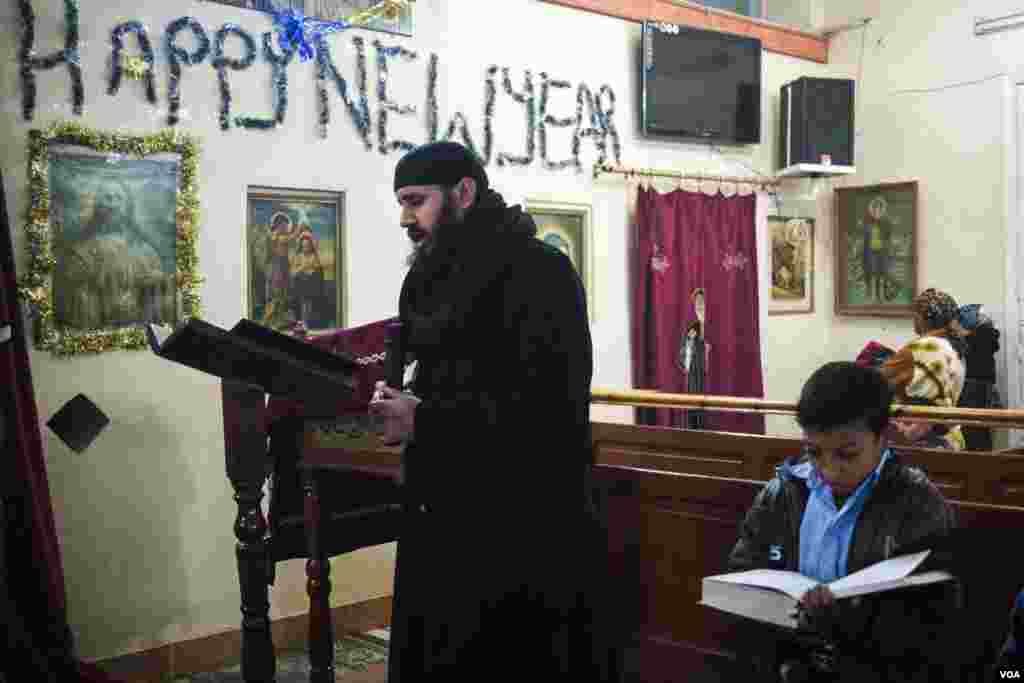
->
642, 21, 762, 144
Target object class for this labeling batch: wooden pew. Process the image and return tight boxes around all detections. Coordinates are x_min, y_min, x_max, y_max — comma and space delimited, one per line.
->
591, 421, 1024, 682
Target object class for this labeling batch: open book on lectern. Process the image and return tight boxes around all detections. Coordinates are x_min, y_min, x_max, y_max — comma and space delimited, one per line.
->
146, 318, 359, 399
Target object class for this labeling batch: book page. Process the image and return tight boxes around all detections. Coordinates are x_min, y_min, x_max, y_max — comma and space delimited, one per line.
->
705, 569, 818, 601
828, 550, 931, 595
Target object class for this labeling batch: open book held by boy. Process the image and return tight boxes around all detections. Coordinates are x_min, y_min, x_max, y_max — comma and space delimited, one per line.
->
714, 362, 961, 681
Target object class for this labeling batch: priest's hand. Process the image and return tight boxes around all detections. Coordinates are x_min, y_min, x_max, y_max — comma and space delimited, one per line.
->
368, 381, 420, 446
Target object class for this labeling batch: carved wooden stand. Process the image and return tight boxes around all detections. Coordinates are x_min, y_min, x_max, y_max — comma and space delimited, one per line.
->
303, 473, 335, 682
222, 381, 275, 683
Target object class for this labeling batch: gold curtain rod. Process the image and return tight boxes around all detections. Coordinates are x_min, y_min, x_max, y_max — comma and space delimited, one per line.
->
591, 388, 1024, 429
594, 163, 781, 189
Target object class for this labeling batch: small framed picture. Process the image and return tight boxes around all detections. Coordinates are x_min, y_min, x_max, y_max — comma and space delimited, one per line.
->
523, 199, 595, 321
245, 186, 346, 335
205, 0, 414, 36
768, 216, 814, 315
834, 181, 918, 317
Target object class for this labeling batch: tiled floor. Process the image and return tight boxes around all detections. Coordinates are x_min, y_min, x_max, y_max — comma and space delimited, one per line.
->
174, 630, 389, 683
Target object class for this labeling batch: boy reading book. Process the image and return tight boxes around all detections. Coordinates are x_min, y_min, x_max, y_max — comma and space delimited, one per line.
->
727, 362, 960, 682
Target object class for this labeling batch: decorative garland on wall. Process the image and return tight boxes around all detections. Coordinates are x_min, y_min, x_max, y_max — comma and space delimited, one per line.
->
109, 21, 157, 105
315, 35, 372, 147
598, 85, 622, 167
497, 68, 535, 167
539, 72, 576, 172
425, 55, 497, 164
14, 0, 622, 171
18, 0, 83, 121
18, 121, 203, 356
165, 17, 211, 127
212, 24, 257, 130
374, 40, 418, 155
238, 31, 297, 129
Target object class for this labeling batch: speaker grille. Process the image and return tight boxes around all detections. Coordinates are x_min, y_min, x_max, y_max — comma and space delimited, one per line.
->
778, 77, 854, 169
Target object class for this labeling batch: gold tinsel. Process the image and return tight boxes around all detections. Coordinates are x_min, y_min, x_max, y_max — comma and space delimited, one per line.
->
19, 121, 203, 357
347, 0, 411, 26
123, 55, 149, 80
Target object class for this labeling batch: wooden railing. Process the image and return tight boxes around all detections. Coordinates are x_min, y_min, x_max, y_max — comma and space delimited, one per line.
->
591, 387, 1024, 430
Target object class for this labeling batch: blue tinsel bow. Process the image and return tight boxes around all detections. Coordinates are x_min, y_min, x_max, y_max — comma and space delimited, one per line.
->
271, 7, 349, 62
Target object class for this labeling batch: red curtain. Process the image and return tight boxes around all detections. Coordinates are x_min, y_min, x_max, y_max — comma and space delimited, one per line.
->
630, 186, 765, 434
0, 173, 122, 680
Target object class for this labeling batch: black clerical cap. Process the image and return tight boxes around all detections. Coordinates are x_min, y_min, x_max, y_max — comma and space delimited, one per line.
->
47, 393, 110, 453
393, 141, 489, 193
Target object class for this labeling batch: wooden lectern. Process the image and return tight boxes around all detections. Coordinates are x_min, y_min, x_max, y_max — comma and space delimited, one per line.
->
221, 381, 403, 683
153, 318, 404, 683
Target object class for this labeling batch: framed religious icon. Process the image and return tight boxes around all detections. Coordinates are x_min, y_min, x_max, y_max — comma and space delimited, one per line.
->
24, 123, 201, 356
245, 186, 346, 336
768, 216, 814, 315
524, 199, 595, 321
834, 182, 918, 317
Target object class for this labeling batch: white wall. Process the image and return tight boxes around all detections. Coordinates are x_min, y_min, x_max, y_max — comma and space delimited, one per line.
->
817, 0, 1018, 441
0, 0, 844, 660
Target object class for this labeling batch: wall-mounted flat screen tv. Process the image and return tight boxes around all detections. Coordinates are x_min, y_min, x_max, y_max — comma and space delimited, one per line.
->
641, 21, 762, 144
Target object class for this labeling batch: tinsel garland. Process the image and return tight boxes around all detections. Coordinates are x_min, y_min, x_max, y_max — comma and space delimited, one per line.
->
573, 84, 607, 168
426, 55, 495, 164
212, 24, 257, 130
314, 35, 371, 147
597, 84, 622, 166
497, 67, 534, 167
373, 40, 417, 155
109, 21, 157, 105
538, 72, 576, 172
261, 30, 296, 126
17, 121, 204, 357
166, 17, 211, 126
426, 53, 440, 143
234, 116, 276, 129
18, 0, 84, 121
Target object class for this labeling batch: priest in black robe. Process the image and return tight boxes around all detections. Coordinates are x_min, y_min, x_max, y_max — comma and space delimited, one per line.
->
369, 142, 623, 681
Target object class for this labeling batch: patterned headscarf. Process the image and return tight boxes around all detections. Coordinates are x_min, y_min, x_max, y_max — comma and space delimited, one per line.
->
880, 335, 966, 450
913, 288, 959, 331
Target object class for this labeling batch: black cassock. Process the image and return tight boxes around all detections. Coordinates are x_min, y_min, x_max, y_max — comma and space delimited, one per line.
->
385, 200, 618, 679
389, 198, 623, 682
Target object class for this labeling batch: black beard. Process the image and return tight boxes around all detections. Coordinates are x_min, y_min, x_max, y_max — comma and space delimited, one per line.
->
405, 193, 462, 270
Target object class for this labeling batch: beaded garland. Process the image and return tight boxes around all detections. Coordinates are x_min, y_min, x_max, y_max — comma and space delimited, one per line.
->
373, 40, 418, 155
497, 68, 535, 167
165, 17, 211, 127
18, 0, 84, 121
16, 2, 623, 171
212, 24, 257, 130
315, 35, 371, 147
109, 22, 157, 104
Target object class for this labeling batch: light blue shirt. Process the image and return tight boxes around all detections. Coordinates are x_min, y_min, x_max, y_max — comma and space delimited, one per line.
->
792, 449, 891, 583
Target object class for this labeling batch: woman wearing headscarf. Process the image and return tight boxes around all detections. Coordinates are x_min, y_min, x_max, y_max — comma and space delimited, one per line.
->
957, 304, 1002, 450
879, 289, 967, 450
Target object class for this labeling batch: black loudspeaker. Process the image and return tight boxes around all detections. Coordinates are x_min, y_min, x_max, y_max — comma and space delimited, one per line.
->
778, 77, 855, 176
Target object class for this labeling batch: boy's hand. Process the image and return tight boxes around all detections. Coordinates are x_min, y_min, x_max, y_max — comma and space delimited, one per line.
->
795, 585, 842, 638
